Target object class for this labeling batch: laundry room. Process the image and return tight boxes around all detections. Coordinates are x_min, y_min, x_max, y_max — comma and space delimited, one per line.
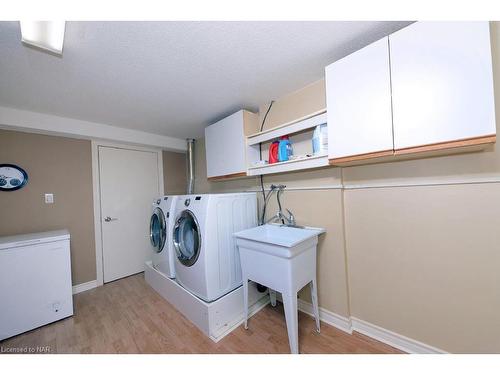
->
2, 1, 500, 373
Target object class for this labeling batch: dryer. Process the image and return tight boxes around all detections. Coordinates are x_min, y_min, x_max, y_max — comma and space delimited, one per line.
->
172, 193, 257, 302
150, 195, 178, 278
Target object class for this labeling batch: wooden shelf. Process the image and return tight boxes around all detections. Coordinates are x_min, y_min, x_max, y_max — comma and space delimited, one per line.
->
247, 154, 328, 176
247, 109, 327, 146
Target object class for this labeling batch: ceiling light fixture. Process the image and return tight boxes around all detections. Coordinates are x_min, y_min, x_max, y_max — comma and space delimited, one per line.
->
20, 21, 66, 55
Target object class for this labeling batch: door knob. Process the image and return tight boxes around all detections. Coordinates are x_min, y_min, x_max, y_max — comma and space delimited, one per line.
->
104, 216, 118, 222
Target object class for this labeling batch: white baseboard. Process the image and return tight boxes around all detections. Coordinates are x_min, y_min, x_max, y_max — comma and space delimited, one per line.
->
72, 280, 99, 295
293, 297, 447, 353
350, 317, 447, 354
297, 299, 352, 334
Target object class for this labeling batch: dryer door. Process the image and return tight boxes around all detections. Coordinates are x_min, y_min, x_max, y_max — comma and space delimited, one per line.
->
173, 209, 201, 267
150, 207, 166, 253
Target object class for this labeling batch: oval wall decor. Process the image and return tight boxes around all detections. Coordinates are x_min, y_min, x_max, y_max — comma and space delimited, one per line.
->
0, 164, 29, 191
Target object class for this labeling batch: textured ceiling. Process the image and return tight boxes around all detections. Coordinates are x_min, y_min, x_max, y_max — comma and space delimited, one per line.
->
0, 21, 411, 139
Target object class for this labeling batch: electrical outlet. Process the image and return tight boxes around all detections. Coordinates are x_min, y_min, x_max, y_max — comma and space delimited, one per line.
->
45, 193, 54, 204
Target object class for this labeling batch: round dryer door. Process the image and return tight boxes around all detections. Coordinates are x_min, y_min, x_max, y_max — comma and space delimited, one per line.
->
150, 207, 166, 253
173, 209, 201, 267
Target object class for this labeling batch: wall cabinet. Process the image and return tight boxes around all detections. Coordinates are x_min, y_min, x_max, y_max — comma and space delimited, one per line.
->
389, 22, 496, 154
205, 110, 259, 180
326, 21, 496, 165
326, 37, 394, 164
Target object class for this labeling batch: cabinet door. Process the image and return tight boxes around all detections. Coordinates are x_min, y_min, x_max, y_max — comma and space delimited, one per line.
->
390, 22, 496, 152
205, 111, 247, 178
326, 37, 394, 162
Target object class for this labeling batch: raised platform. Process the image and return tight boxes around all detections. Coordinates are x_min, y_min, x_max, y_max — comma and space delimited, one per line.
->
144, 261, 269, 342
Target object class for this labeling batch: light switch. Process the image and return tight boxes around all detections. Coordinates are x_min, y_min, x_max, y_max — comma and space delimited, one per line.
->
45, 193, 54, 204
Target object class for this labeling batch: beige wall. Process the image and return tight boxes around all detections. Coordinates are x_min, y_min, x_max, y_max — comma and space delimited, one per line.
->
194, 22, 500, 353
258, 79, 326, 131
344, 184, 500, 353
163, 150, 187, 195
0, 129, 96, 285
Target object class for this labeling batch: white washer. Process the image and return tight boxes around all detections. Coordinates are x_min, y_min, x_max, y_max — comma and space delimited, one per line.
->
172, 193, 257, 302
150, 195, 178, 278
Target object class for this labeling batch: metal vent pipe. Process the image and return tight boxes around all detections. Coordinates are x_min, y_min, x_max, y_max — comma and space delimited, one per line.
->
186, 138, 195, 194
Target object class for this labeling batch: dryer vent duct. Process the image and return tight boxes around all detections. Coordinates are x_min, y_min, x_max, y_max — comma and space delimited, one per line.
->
186, 138, 195, 194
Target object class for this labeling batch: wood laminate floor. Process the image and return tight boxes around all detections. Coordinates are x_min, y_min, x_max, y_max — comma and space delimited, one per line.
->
0, 273, 402, 354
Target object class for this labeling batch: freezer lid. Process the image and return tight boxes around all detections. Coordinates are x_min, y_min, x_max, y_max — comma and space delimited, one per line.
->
0, 229, 70, 250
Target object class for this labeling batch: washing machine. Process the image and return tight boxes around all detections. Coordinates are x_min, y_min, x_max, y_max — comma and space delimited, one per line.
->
172, 193, 257, 302
150, 195, 178, 278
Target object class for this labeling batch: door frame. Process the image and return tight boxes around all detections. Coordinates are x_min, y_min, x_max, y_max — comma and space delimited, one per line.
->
91, 140, 164, 286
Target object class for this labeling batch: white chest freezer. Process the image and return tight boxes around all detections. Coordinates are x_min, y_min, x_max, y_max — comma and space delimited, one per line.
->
0, 230, 73, 341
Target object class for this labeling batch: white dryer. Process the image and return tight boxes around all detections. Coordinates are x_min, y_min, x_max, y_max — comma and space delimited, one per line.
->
172, 193, 257, 302
150, 195, 178, 278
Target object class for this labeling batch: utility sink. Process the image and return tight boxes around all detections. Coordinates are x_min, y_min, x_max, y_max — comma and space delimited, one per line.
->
234, 223, 326, 354
233, 223, 325, 258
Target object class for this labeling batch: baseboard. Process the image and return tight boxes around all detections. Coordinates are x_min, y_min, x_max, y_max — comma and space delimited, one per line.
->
350, 317, 447, 354
294, 297, 447, 353
72, 280, 99, 295
297, 299, 352, 334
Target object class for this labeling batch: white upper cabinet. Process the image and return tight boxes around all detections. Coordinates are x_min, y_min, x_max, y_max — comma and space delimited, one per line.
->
326, 37, 394, 162
390, 22, 496, 152
205, 110, 259, 179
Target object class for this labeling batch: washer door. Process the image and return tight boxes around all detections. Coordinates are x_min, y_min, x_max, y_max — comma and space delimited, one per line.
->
150, 207, 166, 253
173, 209, 201, 267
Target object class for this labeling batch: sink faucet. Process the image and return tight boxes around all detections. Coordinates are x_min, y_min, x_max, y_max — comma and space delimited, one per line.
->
282, 209, 296, 226
266, 208, 297, 227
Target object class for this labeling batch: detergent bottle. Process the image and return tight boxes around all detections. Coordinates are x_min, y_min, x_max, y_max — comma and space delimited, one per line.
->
278, 136, 293, 162
268, 141, 280, 164
312, 123, 328, 155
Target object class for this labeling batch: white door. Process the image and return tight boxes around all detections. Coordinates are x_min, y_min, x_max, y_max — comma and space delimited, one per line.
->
98, 146, 161, 283
389, 22, 496, 150
326, 37, 394, 161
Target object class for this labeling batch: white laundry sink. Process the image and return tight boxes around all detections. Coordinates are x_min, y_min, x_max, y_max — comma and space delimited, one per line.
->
233, 224, 325, 258
234, 223, 326, 354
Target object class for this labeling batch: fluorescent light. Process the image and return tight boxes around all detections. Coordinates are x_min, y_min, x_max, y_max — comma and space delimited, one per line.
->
20, 21, 66, 55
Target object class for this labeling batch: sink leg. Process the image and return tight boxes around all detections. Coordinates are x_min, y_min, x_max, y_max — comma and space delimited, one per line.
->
243, 278, 249, 330
283, 292, 299, 354
310, 279, 320, 333
270, 289, 277, 307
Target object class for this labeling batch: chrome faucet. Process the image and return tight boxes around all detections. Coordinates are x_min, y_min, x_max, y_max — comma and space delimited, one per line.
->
282, 209, 296, 227
266, 209, 296, 226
